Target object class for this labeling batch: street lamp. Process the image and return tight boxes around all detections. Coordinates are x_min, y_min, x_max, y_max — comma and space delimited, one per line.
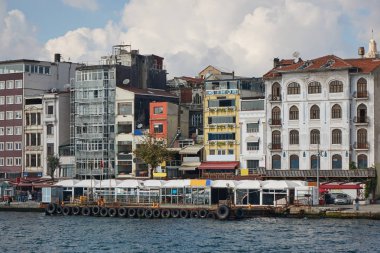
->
316, 145, 326, 205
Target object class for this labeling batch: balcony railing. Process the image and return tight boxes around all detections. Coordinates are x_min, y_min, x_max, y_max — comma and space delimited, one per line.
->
166, 160, 182, 167
268, 143, 282, 150
268, 94, 282, 102
353, 91, 369, 99
353, 116, 369, 125
353, 142, 369, 150
247, 146, 259, 151
269, 118, 282, 126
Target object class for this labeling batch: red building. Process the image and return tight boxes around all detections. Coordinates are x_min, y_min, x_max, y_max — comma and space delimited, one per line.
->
149, 102, 179, 143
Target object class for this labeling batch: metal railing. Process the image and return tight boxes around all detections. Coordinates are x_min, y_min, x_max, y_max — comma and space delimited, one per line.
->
268, 143, 282, 150
353, 142, 369, 150
353, 91, 369, 99
268, 94, 282, 102
353, 116, 369, 124
269, 118, 282, 126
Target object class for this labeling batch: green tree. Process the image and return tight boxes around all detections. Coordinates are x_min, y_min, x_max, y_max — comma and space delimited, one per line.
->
47, 155, 60, 181
133, 134, 174, 178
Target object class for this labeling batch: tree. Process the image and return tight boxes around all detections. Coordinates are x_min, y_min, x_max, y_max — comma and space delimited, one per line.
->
133, 134, 174, 178
47, 155, 60, 181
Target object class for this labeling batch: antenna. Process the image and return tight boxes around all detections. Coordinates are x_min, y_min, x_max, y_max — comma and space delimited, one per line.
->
292, 51, 300, 59
122, 79, 130, 85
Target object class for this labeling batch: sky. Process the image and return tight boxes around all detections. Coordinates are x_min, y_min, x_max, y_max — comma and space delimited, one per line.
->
0, 0, 379, 78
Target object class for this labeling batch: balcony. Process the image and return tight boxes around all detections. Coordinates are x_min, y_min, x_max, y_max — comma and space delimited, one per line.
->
353, 116, 369, 125
353, 142, 369, 150
353, 91, 369, 99
117, 153, 132, 160
268, 143, 282, 151
268, 94, 282, 103
269, 118, 282, 127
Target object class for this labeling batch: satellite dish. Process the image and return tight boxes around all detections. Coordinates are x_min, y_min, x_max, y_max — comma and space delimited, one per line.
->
292, 51, 300, 58
123, 79, 130, 85
137, 123, 143, 129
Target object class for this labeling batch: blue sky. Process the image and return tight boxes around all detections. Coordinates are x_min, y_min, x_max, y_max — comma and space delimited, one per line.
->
0, 0, 379, 77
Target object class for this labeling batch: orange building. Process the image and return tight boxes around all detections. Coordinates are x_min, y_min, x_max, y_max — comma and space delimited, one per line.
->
149, 102, 179, 143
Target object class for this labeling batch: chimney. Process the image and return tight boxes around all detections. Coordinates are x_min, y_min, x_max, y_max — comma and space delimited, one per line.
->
232, 71, 235, 79
54, 53, 61, 62
358, 47, 365, 58
273, 58, 280, 68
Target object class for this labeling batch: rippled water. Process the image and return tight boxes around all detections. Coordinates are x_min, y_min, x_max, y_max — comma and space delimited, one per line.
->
0, 212, 379, 253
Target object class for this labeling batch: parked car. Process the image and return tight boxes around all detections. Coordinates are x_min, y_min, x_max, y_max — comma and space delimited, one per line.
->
333, 193, 352, 205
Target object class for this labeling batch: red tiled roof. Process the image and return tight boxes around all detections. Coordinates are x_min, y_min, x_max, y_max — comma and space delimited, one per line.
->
344, 58, 380, 73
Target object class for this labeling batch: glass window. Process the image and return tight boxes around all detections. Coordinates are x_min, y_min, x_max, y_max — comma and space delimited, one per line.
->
329, 80, 343, 93
0, 81, 4, 89
6, 127, 13, 135
247, 142, 259, 151
47, 124, 54, 135
271, 82, 281, 97
241, 100, 264, 111
6, 111, 13, 120
0, 96, 4, 105
290, 155, 299, 170
0, 112, 3, 120
6, 96, 14, 104
310, 105, 320, 119
310, 129, 320, 144
6, 80, 14, 89
332, 129, 342, 144
289, 106, 299, 120
15, 95, 22, 104
14, 111, 22, 119
332, 154, 342, 170
289, 130, 299, 144
272, 155, 281, 169
247, 160, 259, 169
287, 82, 300, 95
247, 123, 259, 133
154, 106, 163, 114
311, 155, 318, 169
46, 105, 54, 115
6, 142, 13, 150
15, 80, 22, 88
308, 81, 321, 94
14, 126, 22, 135
331, 104, 341, 119
358, 154, 368, 169
154, 124, 163, 133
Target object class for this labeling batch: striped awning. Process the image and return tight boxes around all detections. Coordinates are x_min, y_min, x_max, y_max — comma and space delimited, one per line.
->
179, 145, 204, 155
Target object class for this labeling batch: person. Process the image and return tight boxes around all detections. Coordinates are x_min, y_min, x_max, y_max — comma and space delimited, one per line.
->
6, 196, 12, 206
355, 196, 360, 211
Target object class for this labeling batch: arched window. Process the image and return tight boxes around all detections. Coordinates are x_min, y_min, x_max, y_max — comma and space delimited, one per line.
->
311, 155, 318, 170
357, 129, 367, 148
310, 129, 320, 144
331, 104, 342, 119
357, 78, 367, 98
290, 155, 299, 170
272, 130, 281, 145
329, 80, 343, 93
356, 104, 367, 123
287, 82, 300, 95
271, 107, 281, 125
193, 93, 201, 104
358, 154, 368, 169
332, 154, 342, 170
289, 106, 299, 120
289, 130, 299, 145
332, 129, 342, 144
272, 82, 281, 98
310, 105, 320, 119
272, 155, 281, 169
308, 81, 321, 94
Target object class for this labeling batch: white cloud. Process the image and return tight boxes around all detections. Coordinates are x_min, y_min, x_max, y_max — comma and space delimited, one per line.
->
62, 0, 99, 12
3, 0, 380, 78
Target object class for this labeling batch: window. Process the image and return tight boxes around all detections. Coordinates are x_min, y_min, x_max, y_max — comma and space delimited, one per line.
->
290, 155, 299, 170
357, 129, 367, 147
26, 113, 41, 125
331, 104, 342, 119
15, 95, 22, 104
14, 126, 22, 135
308, 81, 321, 94
247, 123, 259, 133
6, 111, 13, 120
0, 96, 4, 105
0, 112, 3, 120
310, 105, 320, 119
287, 82, 300, 95
289, 130, 299, 144
271, 82, 281, 97
358, 154, 368, 169
228, 149, 234, 155
208, 133, 235, 140
47, 143, 54, 156
153, 124, 163, 133
14, 111, 22, 119
272, 155, 281, 169
46, 105, 54, 115
208, 99, 235, 108
0, 127, 3, 135
117, 102, 132, 115
356, 104, 367, 123
208, 116, 236, 124
193, 93, 202, 104
271, 106, 281, 125
209, 150, 215, 155
154, 107, 164, 114
47, 124, 54, 135
357, 78, 367, 97
6, 80, 14, 89
6, 142, 13, 150
26, 133, 41, 146
289, 106, 299, 120
311, 155, 318, 170
247, 142, 259, 151
6, 127, 13, 135
14, 157, 22, 166
217, 149, 226, 155
0, 142, 3, 150
247, 160, 259, 169
15, 80, 22, 88
0, 81, 4, 89
332, 154, 342, 170
14, 142, 21, 150
26, 154, 41, 167
310, 129, 320, 144
6, 158, 13, 166
332, 129, 342, 144
6, 96, 14, 104
0, 158, 3, 166
329, 80, 343, 93
241, 100, 264, 111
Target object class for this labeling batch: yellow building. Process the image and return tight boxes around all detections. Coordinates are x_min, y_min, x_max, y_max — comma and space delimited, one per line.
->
200, 80, 241, 175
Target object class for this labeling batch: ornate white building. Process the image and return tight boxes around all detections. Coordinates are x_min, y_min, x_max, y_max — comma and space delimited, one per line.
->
264, 51, 380, 172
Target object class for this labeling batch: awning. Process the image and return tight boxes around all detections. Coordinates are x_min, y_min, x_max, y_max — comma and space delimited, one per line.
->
198, 161, 239, 170
179, 145, 204, 155
179, 166, 197, 171
320, 184, 362, 190
246, 136, 260, 142
179, 161, 201, 171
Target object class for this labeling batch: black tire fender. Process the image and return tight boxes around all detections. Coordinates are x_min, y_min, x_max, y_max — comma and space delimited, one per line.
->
199, 209, 208, 218
72, 206, 81, 215
128, 208, 137, 218
180, 209, 189, 218
153, 209, 161, 218
171, 209, 180, 218
62, 206, 71, 216
100, 207, 108, 217
108, 208, 117, 217
216, 205, 230, 220
82, 206, 91, 216
145, 209, 153, 219
161, 209, 170, 218
92, 206, 101, 216
118, 207, 128, 217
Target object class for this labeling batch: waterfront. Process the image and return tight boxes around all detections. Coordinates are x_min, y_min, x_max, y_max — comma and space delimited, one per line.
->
0, 212, 379, 252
